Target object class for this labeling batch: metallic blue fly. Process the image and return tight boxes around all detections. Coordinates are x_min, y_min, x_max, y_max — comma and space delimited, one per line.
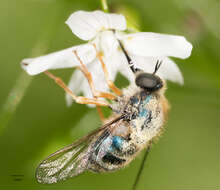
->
36, 39, 169, 184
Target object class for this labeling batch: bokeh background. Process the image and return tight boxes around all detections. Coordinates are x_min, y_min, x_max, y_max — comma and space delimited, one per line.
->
0, 0, 220, 190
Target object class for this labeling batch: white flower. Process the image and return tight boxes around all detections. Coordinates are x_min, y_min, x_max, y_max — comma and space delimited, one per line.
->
21, 10, 192, 106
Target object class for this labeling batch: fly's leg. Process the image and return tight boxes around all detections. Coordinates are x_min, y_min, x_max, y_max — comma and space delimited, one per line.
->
73, 50, 117, 122
96, 106, 105, 122
92, 44, 122, 96
73, 50, 117, 100
44, 71, 109, 107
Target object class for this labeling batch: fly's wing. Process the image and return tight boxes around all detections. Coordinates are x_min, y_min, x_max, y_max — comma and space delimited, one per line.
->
36, 136, 92, 184
36, 115, 125, 184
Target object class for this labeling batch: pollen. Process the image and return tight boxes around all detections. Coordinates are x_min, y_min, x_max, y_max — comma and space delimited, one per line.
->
127, 36, 133, 40
101, 26, 106, 31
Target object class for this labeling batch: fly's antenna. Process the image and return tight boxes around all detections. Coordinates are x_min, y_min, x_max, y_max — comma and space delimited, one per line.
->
117, 39, 141, 74
153, 60, 163, 75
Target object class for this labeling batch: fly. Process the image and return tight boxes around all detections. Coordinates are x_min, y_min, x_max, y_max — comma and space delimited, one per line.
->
36, 40, 169, 184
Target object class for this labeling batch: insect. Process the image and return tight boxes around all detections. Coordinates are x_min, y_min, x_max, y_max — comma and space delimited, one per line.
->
36, 40, 169, 184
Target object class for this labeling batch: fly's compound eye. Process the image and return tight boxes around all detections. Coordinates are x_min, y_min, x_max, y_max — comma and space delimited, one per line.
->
135, 73, 163, 92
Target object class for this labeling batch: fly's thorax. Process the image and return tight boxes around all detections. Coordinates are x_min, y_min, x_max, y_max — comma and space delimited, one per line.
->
110, 84, 140, 114
111, 85, 166, 145
123, 89, 165, 147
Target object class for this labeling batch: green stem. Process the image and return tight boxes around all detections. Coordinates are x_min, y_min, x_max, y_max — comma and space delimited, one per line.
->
0, 2, 67, 135
0, 72, 32, 133
0, 41, 48, 135
101, 0, 109, 12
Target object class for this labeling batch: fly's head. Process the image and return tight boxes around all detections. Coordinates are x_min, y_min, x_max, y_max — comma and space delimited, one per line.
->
117, 39, 164, 94
113, 39, 168, 122
135, 60, 163, 93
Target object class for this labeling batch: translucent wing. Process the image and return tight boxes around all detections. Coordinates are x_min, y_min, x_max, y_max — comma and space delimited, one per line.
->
36, 115, 125, 184
36, 137, 91, 184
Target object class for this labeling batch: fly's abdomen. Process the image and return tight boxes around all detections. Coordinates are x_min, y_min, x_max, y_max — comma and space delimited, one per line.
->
102, 136, 126, 166
88, 133, 138, 172
102, 152, 126, 166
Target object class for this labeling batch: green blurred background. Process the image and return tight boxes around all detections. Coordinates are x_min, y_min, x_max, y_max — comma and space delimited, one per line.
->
0, 0, 220, 189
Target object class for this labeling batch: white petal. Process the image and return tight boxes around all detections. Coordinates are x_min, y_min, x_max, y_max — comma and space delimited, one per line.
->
104, 50, 135, 83
99, 31, 119, 58
21, 44, 96, 75
118, 32, 193, 59
131, 55, 184, 84
118, 65, 135, 84
66, 11, 126, 41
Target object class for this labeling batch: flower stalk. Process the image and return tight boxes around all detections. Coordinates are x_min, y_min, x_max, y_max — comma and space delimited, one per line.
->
101, 0, 109, 12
